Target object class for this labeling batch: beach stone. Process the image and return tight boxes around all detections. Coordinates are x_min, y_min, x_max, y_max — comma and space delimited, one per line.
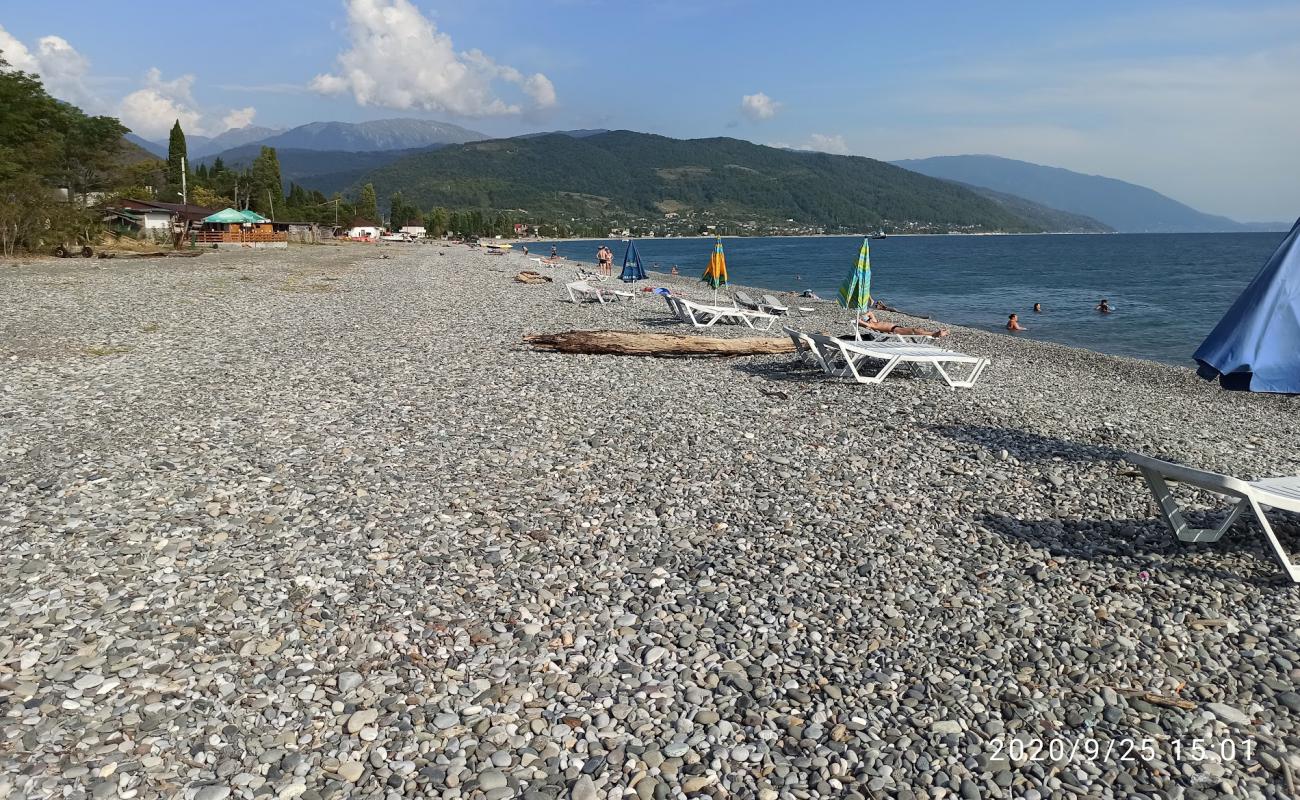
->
337, 672, 363, 692
1207, 704, 1251, 726
571, 775, 598, 800
346, 709, 377, 734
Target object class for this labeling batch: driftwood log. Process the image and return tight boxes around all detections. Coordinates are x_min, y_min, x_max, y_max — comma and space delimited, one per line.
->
514, 270, 553, 284
524, 330, 795, 358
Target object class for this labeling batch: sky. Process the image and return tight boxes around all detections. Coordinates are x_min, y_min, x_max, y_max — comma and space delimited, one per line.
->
2, 0, 1298, 222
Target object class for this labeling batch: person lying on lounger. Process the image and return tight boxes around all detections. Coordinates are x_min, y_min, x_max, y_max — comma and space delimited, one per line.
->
857, 311, 949, 338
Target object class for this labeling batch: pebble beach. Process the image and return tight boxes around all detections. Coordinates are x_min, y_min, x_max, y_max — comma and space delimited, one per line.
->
3, 242, 1300, 799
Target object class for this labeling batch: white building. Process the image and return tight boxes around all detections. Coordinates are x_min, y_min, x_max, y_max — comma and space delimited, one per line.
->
399, 226, 426, 238
347, 226, 381, 240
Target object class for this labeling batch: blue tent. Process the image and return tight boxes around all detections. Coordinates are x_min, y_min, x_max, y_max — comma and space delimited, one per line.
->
620, 240, 647, 283
1195, 218, 1300, 393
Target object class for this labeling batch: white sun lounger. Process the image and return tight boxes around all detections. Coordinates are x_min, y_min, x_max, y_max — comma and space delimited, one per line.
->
814, 337, 989, 388
567, 280, 622, 304
676, 298, 777, 330
1127, 454, 1300, 582
761, 294, 790, 315
783, 325, 822, 367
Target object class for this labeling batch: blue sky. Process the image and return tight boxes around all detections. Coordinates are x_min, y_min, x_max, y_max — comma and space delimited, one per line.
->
3, 1, 1298, 221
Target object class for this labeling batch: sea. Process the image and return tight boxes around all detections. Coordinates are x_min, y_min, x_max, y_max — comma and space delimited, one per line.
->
539, 233, 1287, 366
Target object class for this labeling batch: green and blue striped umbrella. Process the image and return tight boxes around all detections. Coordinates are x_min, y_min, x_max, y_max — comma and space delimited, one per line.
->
837, 237, 872, 319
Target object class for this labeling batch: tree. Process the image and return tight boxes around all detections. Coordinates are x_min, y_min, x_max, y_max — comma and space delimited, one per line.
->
425, 207, 449, 238
358, 183, 378, 225
248, 146, 283, 217
166, 120, 188, 202
190, 185, 232, 209
0, 57, 112, 253
56, 111, 127, 205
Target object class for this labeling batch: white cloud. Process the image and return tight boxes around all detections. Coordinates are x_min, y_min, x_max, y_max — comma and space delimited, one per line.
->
805, 133, 849, 155
222, 106, 258, 130
312, 0, 557, 117
740, 92, 781, 121
773, 133, 852, 156
117, 68, 258, 139
0, 24, 41, 73
117, 68, 205, 139
0, 25, 94, 107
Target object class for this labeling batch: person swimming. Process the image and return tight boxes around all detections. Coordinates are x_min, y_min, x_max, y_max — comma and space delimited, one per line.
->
1033, 302, 1042, 313
1096, 298, 1112, 314
1007, 313, 1026, 331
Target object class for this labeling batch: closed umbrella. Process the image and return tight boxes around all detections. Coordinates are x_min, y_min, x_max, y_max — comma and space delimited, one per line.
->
1195, 218, 1300, 393
701, 237, 728, 304
837, 237, 873, 325
621, 239, 647, 285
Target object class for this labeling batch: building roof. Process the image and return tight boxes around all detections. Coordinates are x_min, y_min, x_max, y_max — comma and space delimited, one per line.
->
117, 198, 217, 222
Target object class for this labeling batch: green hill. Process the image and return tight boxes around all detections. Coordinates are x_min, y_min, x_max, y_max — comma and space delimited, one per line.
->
346, 131, 1048, 234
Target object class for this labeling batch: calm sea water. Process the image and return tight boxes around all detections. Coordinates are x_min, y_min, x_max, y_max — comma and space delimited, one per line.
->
541, 233, 1285, 365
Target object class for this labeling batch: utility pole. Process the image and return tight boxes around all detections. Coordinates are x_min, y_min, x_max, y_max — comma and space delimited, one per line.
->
180, 156, 187, 206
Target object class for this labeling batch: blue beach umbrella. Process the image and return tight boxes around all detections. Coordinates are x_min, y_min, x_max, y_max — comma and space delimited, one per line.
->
621, 239, 648, 283
837, 237, 873, 322
1194, 218, 1300, 393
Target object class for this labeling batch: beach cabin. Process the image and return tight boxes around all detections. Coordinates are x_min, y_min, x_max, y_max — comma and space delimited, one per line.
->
104, 199, 217, 241
196, 208, 288, 249
399, 225, 426, 239
347, 225, 381, 241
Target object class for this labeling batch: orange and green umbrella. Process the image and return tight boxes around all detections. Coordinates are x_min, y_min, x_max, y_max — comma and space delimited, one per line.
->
701, 237, 728, 302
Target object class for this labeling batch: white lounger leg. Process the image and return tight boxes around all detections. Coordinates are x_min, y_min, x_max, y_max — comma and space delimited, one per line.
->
1140, 468, 1247, 543
932, 358, 990, 389
1247, 498, 1300, 583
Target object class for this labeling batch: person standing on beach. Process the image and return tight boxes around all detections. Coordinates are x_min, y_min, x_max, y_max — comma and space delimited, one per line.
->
1007, 313, 1026, 331
551, 245, 558, 259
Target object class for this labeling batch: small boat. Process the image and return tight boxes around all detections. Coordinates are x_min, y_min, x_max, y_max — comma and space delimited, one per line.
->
483, 242, 513, 251
870, 231, 887, 240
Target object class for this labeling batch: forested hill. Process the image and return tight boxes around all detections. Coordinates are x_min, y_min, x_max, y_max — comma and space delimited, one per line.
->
348, 131, 1048, 233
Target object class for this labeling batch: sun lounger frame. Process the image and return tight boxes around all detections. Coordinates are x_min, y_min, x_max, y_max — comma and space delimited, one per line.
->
1127, 453, 1300, 582
812, 337, 989, 388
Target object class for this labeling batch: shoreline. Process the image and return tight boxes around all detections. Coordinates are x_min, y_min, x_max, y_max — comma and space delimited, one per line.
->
528, 251, 1205, 372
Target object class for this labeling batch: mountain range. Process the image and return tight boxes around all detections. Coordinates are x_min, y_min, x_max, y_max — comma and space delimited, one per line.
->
130, 115, 1283, 233
893, 155, 1285, 233
130, 118, 487, 160
349, 131, 1045, 233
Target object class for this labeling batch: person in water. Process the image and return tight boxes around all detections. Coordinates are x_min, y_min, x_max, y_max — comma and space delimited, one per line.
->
858, 311, 948, 338
1033, 302, 1042, 313
670, 264, 679, 275
1096, 298, 1112, 314
1007, 313, 1026, 331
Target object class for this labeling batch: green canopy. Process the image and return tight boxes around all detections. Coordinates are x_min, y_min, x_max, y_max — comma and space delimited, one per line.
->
203, 208, 247, 224
203, 208, 270, 224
